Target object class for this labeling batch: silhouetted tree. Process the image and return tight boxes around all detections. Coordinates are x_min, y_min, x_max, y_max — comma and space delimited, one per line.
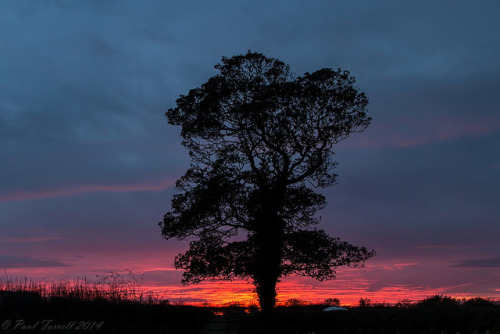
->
323, 298, 341, 306
358, 297, 372, 308
160, 51, 375, 312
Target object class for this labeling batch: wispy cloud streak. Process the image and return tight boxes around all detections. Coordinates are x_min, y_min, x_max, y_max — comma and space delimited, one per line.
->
0, 255, 68, 268
0, 178, 176, 202
451, 258, 500, 268
343, 115, 500, 150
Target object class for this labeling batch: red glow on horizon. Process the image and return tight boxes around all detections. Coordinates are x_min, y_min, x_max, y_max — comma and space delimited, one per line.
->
3, 254, 499, 308
4, 267, 499, 307
112, 279, 500, 307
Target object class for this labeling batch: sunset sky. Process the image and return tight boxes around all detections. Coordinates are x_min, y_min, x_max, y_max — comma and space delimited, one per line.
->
1, 1, 499, 306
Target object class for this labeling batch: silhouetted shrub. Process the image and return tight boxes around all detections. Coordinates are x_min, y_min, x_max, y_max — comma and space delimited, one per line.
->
464, 296, 497, 307
417, 295, 459, 307
395, 298, 412, 308
358, 297, 371, 307
283, 298, 311, 307
322, 298, 341, 306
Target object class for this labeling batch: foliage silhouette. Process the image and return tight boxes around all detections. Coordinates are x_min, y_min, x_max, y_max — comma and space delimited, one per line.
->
322, 298, 341, 307
417, 295, 460, 307
160, 51, 375, 312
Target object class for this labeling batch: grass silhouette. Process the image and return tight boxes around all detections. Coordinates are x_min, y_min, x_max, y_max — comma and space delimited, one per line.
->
0, 271, 162, 303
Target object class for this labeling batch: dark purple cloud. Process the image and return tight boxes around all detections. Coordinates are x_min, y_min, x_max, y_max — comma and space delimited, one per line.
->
451, 259, 500, 269
0, 255, 68, 269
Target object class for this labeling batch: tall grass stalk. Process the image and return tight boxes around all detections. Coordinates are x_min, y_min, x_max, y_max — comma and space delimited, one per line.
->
0, 272, 166, 304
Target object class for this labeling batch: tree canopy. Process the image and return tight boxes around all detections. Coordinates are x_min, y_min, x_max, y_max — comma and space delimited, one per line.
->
160, 51, 375, 312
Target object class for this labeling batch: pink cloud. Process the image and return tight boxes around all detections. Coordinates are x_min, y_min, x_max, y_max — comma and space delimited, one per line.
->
0, 178, 176, 202
341, 114, 500, 149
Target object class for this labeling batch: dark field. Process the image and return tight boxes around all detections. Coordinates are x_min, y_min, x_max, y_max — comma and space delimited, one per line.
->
1, 290, 499, 334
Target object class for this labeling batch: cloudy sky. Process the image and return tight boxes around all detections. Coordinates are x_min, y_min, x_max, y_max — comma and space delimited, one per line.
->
1, 0, 499, 305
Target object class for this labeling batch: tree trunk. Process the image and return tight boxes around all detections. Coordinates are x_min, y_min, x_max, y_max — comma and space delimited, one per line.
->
249, 182, 287, 312
255, 271, 278, 312
252, 198, 285, 312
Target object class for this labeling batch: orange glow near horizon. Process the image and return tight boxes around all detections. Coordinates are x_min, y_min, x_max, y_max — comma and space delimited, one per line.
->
3, 260, 500, 307
130, 279, 500, 307
29, 279, 496, 307
3, 272, 497, 308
